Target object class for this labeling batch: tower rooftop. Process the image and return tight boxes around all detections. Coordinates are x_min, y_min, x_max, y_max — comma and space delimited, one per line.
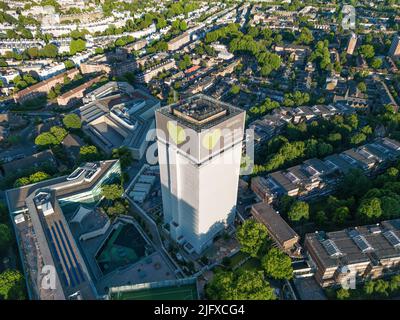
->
158, 94, 243, 131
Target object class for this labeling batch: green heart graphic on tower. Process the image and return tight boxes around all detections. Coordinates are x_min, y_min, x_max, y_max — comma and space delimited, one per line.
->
167, 121, 186, 145
202, 129, 221, 150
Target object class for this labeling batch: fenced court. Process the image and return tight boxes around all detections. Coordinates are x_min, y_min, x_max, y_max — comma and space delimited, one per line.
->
109, 278, 199, 300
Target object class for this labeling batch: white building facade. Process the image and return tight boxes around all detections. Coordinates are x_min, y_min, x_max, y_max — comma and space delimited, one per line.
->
156, 94, 245, 253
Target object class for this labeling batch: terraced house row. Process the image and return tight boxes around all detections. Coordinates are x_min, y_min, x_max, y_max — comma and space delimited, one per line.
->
251, 137, 400, 204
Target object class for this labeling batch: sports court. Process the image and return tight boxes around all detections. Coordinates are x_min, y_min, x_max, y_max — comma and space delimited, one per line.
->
110, 283, 198, 300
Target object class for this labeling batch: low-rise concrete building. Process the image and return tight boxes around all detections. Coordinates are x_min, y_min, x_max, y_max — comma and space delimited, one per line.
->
13, 68, 80, 104
167, 32, 190, 51
305, 220, 400, 287
79, 82, 160, 159
251, 202, 300, 255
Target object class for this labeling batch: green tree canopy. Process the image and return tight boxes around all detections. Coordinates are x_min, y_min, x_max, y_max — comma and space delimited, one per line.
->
359, 44, 375, 59
0, 224, 12, 254
50, 126, 67, 144
112, 147, 133, 169
101, 184, 123, 201
70, 38, 86, 55
63, 59, 75, 70
236, 219, 268, 257
0, 269, 26, 300
79, 145, 100, 162
288, 201, 309, 222
34, 132, 58, 146
357, 197, 382, 221
40, 43, 58, 58
336, 288, 350, 300
261, 248, 293, 280
206, 270, 276, 300
63, 113, 82, 129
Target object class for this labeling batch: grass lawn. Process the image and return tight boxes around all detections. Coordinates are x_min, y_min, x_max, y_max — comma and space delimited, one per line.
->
229, 251, 249, 267
237, 258, 261, 272
111, 283, 198, 300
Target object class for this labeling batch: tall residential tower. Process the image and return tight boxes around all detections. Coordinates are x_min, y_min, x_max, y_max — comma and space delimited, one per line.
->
155, 94, 245, 253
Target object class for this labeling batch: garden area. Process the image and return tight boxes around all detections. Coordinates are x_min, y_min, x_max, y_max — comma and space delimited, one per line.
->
206, 219, 293, 300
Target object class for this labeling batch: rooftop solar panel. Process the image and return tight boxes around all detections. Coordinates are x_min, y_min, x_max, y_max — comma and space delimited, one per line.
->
57, 221, 85, 283
50, 226, 75, 287
322, 239, 342, 257
46, 228, 69, 287
352, 235, 374, 253
53, 223, 80, 286
383, 230, 400, 249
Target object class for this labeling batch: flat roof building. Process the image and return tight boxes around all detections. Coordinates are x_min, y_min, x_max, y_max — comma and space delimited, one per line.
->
305, 220, 400, 288
251, 202, 300, 254
5, 160, 121, 300
79, 81, 160, 160
167, 32, 190, 51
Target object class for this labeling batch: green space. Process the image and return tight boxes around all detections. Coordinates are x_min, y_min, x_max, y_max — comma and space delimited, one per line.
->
110, 283, 198, 300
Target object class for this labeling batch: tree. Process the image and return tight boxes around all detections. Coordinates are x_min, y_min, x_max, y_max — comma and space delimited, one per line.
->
236, 220, 268, 257
70, 39, 86, 55
63, 113, 81, 129
177, 54, 192, 70
206, 270, 276, 300
14, 171, 50, 187
364, 281, 375, 295
359, 44, 375, 59
0, 202, 8, 224
332, 206, 350, 225
79, 145, 100, 162
50, 126, 67, 144
296, 27, 314, 45
64, 59, 75, 70
156, 17, 167, 29
374, 279, 389, 297
357, 82, 367, 93
0, 270, 26, 300
0, 224, 12, 254
47, 88, 57, 100
101, 184, 123, 201
35, 132, 58, 146
179, 20, 187, 31
14, 177, 30, 187
338, 169, 371, 198
389, 275, 400, 292
336, 288, 350, 300
288, 201, 309, 222
112, 147, 133, 168
310, 40, 331, 70
371, 58, 382, 69
26, 47, 39, 59
230, 85, 240, 95
29, 171, 50, 183
262, 248, 293, 280
350, 133, 367, 146
357, 197, 382, 221
106, 200, 127, 218
40, 43, 58, 58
